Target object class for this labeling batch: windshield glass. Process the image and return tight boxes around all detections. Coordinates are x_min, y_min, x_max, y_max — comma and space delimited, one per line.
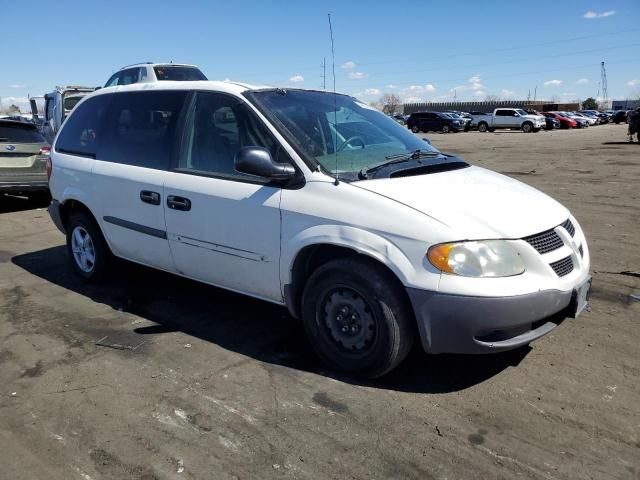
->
64, 96, 84, 112
515, 109, 528, 116
154, 66, 207, 81
249, 89, 440, 178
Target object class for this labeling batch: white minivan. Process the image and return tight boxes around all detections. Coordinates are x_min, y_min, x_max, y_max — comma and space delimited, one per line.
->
47, 81, 591, 377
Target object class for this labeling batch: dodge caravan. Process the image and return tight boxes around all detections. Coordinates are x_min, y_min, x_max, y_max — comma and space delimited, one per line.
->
47, 82, 591, 377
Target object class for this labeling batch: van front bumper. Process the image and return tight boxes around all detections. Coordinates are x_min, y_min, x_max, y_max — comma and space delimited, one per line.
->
407, 287, 579, 354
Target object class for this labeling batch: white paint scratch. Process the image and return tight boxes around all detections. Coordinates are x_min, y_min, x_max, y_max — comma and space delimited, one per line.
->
200, 395, 258, 425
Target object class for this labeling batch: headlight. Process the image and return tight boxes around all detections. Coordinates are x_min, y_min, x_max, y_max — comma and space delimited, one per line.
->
427, 240, 525, 277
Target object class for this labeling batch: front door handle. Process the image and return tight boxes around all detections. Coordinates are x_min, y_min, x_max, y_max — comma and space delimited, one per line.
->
140, 190, 161, 205
167, 195, 191, 211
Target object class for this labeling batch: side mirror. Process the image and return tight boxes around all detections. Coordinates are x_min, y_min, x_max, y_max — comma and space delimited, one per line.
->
235, 146, 295, 182
513, 113, 520, 117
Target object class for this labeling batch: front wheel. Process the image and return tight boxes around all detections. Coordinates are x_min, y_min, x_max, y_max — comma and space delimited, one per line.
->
301, 258, 414, 378
522, 122, 533, 133
66, 212, 113, 282
442, 125, 450, 133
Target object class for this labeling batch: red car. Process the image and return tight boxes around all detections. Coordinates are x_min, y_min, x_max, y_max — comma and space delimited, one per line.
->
542, 112, 577, 129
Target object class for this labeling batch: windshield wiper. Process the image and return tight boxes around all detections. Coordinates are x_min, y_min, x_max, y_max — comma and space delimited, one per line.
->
359, 149, 439, 179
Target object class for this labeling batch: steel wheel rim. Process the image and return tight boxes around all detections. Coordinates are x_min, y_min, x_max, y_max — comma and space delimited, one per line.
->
321, 286, 376, 353
71, 226, 96, 273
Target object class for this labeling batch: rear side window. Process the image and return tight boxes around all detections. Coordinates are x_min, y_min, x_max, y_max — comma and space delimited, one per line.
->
56, 95, 109, 157
154, 66, 207, 81
100, 91, 187, 170
0, 124, 46, 143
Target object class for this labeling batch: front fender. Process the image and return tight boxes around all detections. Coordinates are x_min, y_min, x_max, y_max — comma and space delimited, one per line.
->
281, 224, 419, 288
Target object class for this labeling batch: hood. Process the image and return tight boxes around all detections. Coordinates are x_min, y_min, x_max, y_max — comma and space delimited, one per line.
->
353, 166, 568, 239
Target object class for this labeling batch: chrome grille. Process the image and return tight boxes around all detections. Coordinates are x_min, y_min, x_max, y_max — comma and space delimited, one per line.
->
523, 229, 564, 254
561, 218, 575, 237
550, 256, 574, 277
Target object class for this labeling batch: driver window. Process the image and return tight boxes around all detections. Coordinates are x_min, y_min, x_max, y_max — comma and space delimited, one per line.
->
179, 92, 283, 179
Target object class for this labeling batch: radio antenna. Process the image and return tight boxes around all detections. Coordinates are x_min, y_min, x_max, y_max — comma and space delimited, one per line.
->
328, 13, 339, 186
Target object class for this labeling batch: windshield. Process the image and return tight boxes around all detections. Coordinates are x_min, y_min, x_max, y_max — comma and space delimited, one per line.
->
64, 95, 84, 112
515, 109, 528, 116
248, 89, 440, 178
154, 66, 207, 81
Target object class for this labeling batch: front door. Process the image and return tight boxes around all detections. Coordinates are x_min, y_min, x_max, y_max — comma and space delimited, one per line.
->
163, 92, 285, 302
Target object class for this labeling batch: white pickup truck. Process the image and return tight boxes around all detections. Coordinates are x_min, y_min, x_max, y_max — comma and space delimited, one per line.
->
476, 108, 545, 133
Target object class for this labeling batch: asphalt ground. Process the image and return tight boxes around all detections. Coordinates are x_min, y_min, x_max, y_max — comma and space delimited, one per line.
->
0, 123, 638, 479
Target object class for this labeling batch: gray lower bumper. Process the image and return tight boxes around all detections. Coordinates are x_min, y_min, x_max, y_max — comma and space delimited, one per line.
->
48, 199, 66, 234
407, 288, 573, 354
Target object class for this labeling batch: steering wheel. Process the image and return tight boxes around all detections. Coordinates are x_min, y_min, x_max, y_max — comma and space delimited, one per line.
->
337, 135, 365, 152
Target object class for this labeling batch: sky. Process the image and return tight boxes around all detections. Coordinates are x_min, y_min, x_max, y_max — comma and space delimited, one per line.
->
1, 0, 639, 112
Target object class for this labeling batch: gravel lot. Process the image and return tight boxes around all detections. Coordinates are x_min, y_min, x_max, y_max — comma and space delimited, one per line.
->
1, 124, 638, 480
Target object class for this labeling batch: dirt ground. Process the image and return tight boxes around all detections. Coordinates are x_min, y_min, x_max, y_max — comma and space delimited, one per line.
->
1, 124, 638, 480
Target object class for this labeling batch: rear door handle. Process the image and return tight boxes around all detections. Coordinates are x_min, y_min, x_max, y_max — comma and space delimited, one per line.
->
140, 190, 161, 205
167, 195, 191, 211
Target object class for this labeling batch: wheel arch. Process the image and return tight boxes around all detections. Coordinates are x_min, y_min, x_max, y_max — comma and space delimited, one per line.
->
282, 229, 416, 318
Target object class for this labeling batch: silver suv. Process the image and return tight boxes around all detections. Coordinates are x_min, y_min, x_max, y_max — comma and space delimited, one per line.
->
104, 63, 207, 88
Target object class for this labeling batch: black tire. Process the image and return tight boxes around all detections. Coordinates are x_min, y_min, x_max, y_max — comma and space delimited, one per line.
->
478, 122, 488, 133
66, 211, 113, 283
411, 125, 420, 133
301, 258, 414, 378
522, 121, 533, 133
442, 124, 450, 133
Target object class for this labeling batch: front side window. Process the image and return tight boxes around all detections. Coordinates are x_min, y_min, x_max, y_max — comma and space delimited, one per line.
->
100, 91, 187, 169
178, 92, 281, 179
55, 95, 109, 157
105, 73, 120, 87
118, 69, 139, 86
248, 89, 439, 180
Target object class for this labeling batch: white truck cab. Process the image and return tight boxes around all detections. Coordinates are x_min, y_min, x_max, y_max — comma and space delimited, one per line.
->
42, 86, 97, 143
47, 82, 591, 377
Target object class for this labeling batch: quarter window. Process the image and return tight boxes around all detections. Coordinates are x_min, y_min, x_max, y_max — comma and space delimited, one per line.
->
178, 92, 282, 179
100, 91, 187, 169
55, 95, 109, 157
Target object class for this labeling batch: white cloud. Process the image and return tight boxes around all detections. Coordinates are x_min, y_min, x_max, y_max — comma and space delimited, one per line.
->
386, 84, 397, 89
575, 78, 589, 85
451, 75, 485, 95
628, 79, 639, 86
8, 84, 26, 89
474, 90, 485, 97
561, 92, 577, 97
468, 75, 481, 84
403, 96, 423, 104
341, 61, 356, 70
289, 74, 304, 83
583, 10, 616, 19
500, 89, 516, 97
406, 84, 435, 94
348, 71, 366, 80
364, 88, 381, 96
544, 79, 563, 86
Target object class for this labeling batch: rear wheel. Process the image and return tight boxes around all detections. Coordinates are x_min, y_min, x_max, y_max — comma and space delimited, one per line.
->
301, 258, 414, 378
411, 125, 420, 133
66, 212, 113, 282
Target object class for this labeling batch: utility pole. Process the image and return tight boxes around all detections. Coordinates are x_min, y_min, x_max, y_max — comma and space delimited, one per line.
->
534, 86, 537, 102
600, 61, 609, 107
322, 57, 326, 90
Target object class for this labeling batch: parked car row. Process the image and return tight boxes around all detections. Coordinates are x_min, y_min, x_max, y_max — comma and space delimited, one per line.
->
402, 107, 624, 134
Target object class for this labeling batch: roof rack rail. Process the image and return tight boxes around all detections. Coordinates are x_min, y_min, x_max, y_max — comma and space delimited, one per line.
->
120, 62, 154, 69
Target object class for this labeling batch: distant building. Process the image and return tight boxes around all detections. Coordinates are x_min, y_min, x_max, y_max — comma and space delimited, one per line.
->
403, 100, 580, 114
612, 99, 640, 111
